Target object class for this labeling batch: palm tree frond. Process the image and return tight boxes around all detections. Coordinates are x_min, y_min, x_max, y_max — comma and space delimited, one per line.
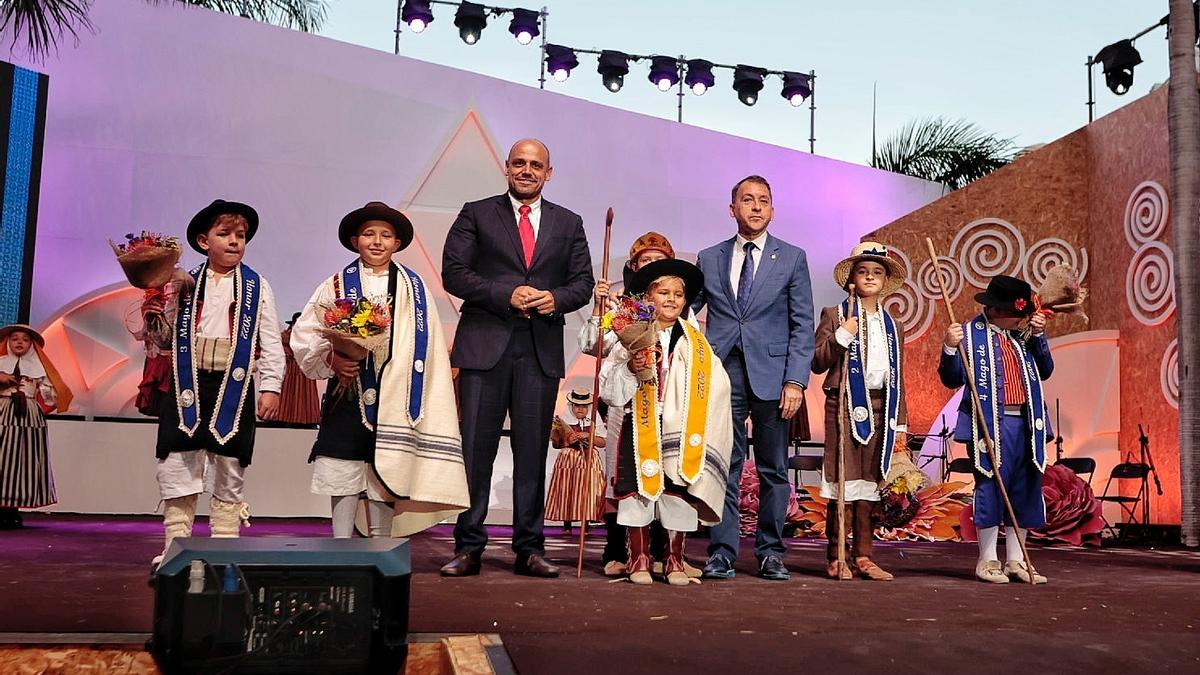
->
871, 117, 1015, 190
175, 1, 328, 32
0, 0, 95, 60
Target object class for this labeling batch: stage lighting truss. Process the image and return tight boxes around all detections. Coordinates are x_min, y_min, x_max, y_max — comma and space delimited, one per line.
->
400, 0, 544, 46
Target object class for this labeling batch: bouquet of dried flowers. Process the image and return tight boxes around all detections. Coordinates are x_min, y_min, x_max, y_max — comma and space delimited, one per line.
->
600, 294, 658, 382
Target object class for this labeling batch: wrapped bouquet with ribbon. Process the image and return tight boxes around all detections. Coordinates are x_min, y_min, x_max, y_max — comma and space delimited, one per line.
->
1034, 264, 1089, 322
110, 231, 189, 349
318, 296, 393, 399
601, 295, 658, 383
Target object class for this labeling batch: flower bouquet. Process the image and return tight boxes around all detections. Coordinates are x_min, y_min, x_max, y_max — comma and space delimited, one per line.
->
318, 296, 393, 361
600, 294, 658, 383
110, 231, 189, 349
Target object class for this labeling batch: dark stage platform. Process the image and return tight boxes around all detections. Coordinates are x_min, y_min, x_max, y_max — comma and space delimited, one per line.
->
2, 514, 1198, 674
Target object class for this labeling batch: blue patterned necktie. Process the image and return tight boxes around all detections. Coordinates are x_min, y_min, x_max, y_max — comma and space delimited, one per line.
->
737, 241, 756, 312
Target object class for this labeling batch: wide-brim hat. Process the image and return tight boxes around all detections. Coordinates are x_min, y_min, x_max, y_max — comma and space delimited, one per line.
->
186, 199, 259, 254
833, 241, 906, 296
974, 275, 1036, 316
628, 258, 704, 307
628, 231, 675, 265
0, 323, 45, 348
566, 387, 593, 406
338, 202, 414, 253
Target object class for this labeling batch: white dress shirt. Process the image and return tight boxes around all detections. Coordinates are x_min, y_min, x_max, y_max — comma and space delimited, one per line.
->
291, 264, 391, 382
198, 266, 284, 393
729, 232, 767, 297
834, 308, 889, 390
509, 194, 542, 239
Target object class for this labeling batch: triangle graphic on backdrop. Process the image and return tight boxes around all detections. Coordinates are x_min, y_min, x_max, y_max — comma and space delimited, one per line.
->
392, 108, 507, 345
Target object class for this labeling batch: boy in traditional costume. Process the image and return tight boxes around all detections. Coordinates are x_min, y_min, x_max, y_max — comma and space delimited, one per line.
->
580, 232, 702, 578
545, 387, 606, 532
291, 202, 469, 539
939, 275, 1051, 584
150, 200, 284, 568
811, 243, 907, 581
0, 324, 73, 529
599, 259, 732, 586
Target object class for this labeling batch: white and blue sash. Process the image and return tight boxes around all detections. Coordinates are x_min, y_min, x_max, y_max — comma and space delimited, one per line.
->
336, 260, 430, 429
964, 317, 1048, 477
838, 299, 902, 476
173, 262, 262, 444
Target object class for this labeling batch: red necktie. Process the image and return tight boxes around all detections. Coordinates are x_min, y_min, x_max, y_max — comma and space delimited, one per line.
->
518, 204, 535, 267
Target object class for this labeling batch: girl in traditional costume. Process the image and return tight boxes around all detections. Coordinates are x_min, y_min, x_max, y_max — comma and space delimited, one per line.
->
545, 387, 606, 532
599, 259, 732, 586
0, 324, 73, 528
812, 242, 908, 581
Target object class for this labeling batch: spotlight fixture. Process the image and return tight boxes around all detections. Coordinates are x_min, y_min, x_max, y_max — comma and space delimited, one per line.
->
598, 50, 631, 93
1094, 39, 1142, 95
508, 8, 540, 45
732, 65, 767, 106
648, 56, 680, 92
401, 0, 434, 33
454, 1, 488, 45
684, 59, 715, 96
545, 44, 579, 82
780, 71, 812, 106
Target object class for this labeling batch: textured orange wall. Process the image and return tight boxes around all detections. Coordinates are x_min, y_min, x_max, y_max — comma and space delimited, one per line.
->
865, 85, 1179, 522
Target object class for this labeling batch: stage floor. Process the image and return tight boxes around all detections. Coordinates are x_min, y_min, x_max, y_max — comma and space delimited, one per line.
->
2, 514, 1198, 674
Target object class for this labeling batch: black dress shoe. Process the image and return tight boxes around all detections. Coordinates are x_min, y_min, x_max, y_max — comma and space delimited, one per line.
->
701, 554, 736, 579
758, 555, 790, 581
515, 554, 560, 578
440, 552, 482, 577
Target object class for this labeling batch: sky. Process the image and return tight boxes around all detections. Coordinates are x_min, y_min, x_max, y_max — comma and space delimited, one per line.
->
314, 1, 1177, 167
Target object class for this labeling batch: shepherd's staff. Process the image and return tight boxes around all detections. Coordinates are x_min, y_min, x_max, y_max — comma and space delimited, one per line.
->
577, 207, 614, 578
924, 237, 1037, 584
833, 284, 855, 580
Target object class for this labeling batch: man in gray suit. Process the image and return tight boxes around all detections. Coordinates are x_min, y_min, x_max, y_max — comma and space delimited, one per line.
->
691, 175, 814, 580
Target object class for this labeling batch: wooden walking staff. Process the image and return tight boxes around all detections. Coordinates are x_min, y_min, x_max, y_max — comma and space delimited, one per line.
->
924, 237, 1038, 584
576, 207, 614, 578
833, 284, 856, 579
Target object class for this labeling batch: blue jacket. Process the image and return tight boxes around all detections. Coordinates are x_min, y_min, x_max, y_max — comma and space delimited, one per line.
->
691, 233, 815, 399
937, 319, 1055, 443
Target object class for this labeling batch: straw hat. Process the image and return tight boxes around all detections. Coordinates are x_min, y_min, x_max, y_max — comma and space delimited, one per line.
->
832, 242, 906, 295
566, 387, 593, 406
628, 231, 675, 265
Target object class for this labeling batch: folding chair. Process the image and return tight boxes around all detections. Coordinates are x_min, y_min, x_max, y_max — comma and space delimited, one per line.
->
1097, 462, 1150, 539
946, 457, 975, 476
788, 454, 822, 491
1056, 457, 1097, 485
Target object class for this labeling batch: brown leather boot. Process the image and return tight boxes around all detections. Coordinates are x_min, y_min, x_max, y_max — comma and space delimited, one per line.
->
627, 526, 653, 585
852, 501, 892, 580
664, 530, 690, 586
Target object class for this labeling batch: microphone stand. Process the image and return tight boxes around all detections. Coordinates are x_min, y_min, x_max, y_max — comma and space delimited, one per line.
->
1137, 424, 1163, 526
1053, 398, 1064, 464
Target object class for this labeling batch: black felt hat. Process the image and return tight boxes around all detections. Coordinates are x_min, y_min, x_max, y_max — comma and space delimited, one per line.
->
338, 202, 414, 253
628, 259, 704, 307
186, 199, 259, 254
974, 275, 1035, 316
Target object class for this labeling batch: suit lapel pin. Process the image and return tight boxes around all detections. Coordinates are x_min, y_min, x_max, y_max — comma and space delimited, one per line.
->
771, 253, 777, 260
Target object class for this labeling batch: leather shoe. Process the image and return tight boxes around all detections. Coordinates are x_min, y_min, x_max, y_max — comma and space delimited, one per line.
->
440, 552, 482, 577
757, 555, 790, 581
701, 554, 735, 579
515, 554, 560, 578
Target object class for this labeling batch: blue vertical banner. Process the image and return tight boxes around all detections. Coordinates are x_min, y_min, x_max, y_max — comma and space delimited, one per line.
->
0, 61, 49, 327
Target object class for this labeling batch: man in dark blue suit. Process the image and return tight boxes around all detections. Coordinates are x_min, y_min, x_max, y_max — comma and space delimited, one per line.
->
439, 139, 594, 578
692, 175, 814, 580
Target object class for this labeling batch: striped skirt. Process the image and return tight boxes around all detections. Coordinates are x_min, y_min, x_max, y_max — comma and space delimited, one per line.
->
278, 355, 321, 425
0, 396, 56, 508
544, 446, 605, 522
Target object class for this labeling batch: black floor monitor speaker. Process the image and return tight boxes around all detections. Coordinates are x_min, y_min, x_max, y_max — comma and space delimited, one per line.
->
150, 537, 411, 674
